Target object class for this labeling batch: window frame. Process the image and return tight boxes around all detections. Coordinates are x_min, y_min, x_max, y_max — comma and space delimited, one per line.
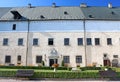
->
64, 38, 70, 46
113, 55, 118, 58
87, 38, 92, 45
76, 55, 82, 63
33, 38, 39, 46
63, 56, 70, 63
95, 38, 100, 45
78, 38, 83, 45
107, 38, 112, 45
48, 38, 54, 45
12, 24, 16, 30
3, 38, 8, 46
5, 55, 11, 63
18, 38, 23, 46
36, 56, 42, 63
17, 55, 21, 61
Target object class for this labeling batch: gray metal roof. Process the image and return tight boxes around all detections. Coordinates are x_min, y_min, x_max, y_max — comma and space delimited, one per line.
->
81, 7, 120, 20
0, 6, 120, 20
0, 7, 12, 18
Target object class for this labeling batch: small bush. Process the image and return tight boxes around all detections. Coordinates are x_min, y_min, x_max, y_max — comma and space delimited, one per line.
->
52, 64, 59, 68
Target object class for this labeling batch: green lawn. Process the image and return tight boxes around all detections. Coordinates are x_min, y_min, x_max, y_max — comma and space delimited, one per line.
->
0, 68, 98, 72
0, 67, 120, 72
112, 67, 120, 72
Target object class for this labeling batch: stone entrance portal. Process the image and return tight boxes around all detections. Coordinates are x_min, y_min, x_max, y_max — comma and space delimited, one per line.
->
48, 48, 59, 66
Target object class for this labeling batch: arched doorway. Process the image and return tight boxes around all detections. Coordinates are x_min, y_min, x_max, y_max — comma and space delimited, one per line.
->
49, 59, 58, 66
112, 59, 118, 67
103, 59, 111, 66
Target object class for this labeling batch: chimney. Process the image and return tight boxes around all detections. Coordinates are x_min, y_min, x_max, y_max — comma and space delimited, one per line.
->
28, 3, 32, 8
52, 3, 56, 7
108, 3, 112, 8
80, 3, 87, 8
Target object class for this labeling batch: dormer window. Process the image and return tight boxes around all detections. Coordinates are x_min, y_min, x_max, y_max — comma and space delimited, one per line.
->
111, 11, 115, 15
40, 15, 45, 19
64, 11, 68, 15
11, 10, 22, 19
89, 15, 94, 18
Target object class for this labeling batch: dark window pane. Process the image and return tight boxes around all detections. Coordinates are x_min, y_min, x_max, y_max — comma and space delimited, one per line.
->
104, 54, 107, 57
3, 38, 8, 45
76, 56, 82, 63
12, 24, 16, 30
63, 56, 69, 63
64, 38, 69, 45
78, 38, 83, 45
95, 38, 100, 45
113, 55, 118, 58
5, 56, 11, 63
18, 38, 23, 45
87, 38, 92, 45
48, 38, 54, 45
107, 38, 112, 45
36, 56, 42, 63
33, 38, 38, 45
17, 55, 21, 61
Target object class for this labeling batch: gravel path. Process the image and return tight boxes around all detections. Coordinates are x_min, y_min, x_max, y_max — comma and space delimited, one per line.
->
0, 79, 119, 82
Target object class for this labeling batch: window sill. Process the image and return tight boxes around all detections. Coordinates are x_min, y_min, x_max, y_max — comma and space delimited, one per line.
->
95, 45, 100, 46
3, 45, 9, 46
33, 45, 40, 47
18, 45, 24, 46
87, 45, 92, 46
64, 45, 70, 46
78, 45, 83, 46
48, 45, 54, 46
107, 44, 112, 46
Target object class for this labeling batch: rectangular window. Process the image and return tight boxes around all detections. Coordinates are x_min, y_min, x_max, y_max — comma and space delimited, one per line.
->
107, 38, 112, 45
33, 38, 38, 46
113, 55, 118, 58
36, 56, 42, 63
48, 38, 54, 45
5, 55, 11, 63
87, 38, 92, 45
76, 56, 82, 63
64, 38, 69, 45
3, 38, 8, 46
63, 56, 69, 63
78, 38, 83, 45
17, 55, 21, 61
12, 24, 16, 30
18, 38, 23, 46
95, 38, 100, 45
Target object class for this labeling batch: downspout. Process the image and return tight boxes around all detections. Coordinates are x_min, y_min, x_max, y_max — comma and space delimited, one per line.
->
26, 19, 30, 66
83, 18, 87, 66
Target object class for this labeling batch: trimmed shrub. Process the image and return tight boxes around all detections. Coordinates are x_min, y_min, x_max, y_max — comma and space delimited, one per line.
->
0, 71, 16, 77
81, 67, 101, 71
0, 66, 71, 70
0, 70, 120, 79
32, 72, 100, 78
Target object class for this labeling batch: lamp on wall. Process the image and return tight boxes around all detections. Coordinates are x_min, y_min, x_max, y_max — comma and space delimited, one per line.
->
44, 54, 47, 61
61, 54, 62, 59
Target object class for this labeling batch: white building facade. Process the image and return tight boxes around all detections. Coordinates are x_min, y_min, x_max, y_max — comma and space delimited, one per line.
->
0, 4, 120, 67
